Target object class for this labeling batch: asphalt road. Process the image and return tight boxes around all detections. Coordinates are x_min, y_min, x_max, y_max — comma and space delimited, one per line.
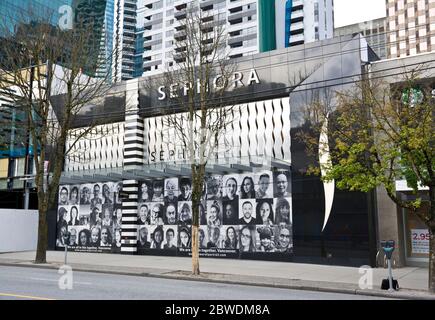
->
0, 265, 392, 300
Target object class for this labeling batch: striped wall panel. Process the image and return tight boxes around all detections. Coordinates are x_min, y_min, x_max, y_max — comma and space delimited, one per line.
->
142, 97, 292, 164
121, 179, 139, 253
64, 122, 124, 171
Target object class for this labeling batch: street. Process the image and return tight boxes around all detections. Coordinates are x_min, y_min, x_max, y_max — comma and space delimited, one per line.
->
0, 266, 393, 300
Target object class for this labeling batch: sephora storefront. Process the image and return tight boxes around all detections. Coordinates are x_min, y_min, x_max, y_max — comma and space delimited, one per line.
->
55, 34, 379, 267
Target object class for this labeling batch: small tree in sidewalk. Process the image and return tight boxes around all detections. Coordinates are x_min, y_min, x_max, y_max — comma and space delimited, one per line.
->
0, 9, 116, 263
297, 68, 434, 291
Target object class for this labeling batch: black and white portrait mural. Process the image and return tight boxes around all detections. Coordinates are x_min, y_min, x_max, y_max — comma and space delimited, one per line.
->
136, 169, 293, 259
56, 181, 123, 253
57, 170, 293, 259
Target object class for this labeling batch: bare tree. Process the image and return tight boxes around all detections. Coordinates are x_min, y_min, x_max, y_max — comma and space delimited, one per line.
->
149, 4, 238, 275
0, 8, 116, 263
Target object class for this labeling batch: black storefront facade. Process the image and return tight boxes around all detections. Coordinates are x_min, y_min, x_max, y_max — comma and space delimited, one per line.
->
53, 34, 382, 267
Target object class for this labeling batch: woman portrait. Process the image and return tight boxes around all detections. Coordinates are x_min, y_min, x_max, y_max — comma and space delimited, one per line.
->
113, 228, 122, 248
198, 228, 207, 248
223, 226, 238, 249
90, 226, 101, 247
102, 183, 113, 205
206, 226, 220, 248
139, 181, 152, 202
150, 203, 165, 225
239, 225, 256, 253
207, 201, 222, 227
80, 186, 91, 205
275, 198, 291, 225
178, 202, 192, 225
70, 186, 79, 205
56, 225, 68, 247
100, 226, 112, 247
179, 226, 191, 249
256, 200, 274, 225
78, 229, 91, 247
101, 205, 113, 227
150, 226, 164, 249
68, 206, 80, 226
57, 207, 68, 229
240, 176, 256, 199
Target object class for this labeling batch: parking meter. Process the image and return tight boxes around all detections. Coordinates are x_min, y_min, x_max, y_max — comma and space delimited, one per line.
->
380, 240, 398, 291
381, 240, 395, 259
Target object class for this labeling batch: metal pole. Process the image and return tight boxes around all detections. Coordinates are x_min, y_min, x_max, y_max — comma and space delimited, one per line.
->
64, 243, 68, 265
387, 258, 393, 291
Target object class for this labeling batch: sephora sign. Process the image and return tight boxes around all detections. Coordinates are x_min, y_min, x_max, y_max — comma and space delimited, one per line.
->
157, 69, 261, 100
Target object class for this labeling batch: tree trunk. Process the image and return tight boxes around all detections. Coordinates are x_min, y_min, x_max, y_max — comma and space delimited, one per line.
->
35, 203, 48, 264
191, 224, 200, 275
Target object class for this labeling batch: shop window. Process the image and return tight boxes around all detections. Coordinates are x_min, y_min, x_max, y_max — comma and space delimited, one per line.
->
404, 200, 429, 258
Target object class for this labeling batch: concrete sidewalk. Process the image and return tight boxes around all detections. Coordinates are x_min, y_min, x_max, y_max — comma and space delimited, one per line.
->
0, 250, 433, 300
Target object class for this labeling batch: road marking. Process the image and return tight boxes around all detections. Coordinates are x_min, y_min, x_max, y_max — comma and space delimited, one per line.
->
30, 277, 92, 285
0, 292, 55, 300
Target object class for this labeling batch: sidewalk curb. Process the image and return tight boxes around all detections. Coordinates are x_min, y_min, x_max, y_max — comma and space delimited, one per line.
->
1, 261, 434, 300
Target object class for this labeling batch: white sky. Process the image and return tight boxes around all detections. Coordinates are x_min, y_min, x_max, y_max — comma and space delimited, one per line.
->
334, 0, 387, 28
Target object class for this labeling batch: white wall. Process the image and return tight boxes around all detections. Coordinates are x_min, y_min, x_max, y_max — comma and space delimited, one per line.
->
0, 209, 38, 253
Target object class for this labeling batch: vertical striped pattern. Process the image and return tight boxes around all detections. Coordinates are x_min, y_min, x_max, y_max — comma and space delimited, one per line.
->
121, 79, 142, 253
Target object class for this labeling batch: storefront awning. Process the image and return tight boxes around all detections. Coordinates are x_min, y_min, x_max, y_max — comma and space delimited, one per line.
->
59, 156, 291, 184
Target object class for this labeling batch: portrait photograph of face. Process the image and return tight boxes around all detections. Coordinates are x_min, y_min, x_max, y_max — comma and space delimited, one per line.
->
162, 225, 178, 250
274, 197, 292, 225
178, 201, 192, 224
164, 202, 178, 225
256, 199, 274, 225
149, 202, 164, 225
178, 178, 192, 201
240, 174, 256, 199
139, 180, 152, 202
137, 225, 150, 248
198, 226, 208, 248
255, 171, 273, 199
100, 226, 112, 247
67, 226, 80, 246
219, 225, 239, 250
80, 184, 92, 205
223, 175, 240, 201
58, 186, 69, 205
152, 179, 164, 201
138, 203, 150, 224
206, 175, 223, 200
164, 178, 179, 200
206, 200, 222, 226
150, 225, 165, 249
222, 200, 239, 225
274, 224, 293, 254
69, 185, 80, 205
238, 199, 256, 224
273, 171, 291, 198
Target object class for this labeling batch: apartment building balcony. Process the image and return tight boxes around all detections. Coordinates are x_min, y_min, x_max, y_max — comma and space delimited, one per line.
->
291, 10, 303, 20
228, 32, 256, 45
143, 17, 163, 28
290, 21, 304, 32
289, 33, 304, 44
228, 8, 256, 22
143, 59, 162, 68
200, 0, 226, 9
